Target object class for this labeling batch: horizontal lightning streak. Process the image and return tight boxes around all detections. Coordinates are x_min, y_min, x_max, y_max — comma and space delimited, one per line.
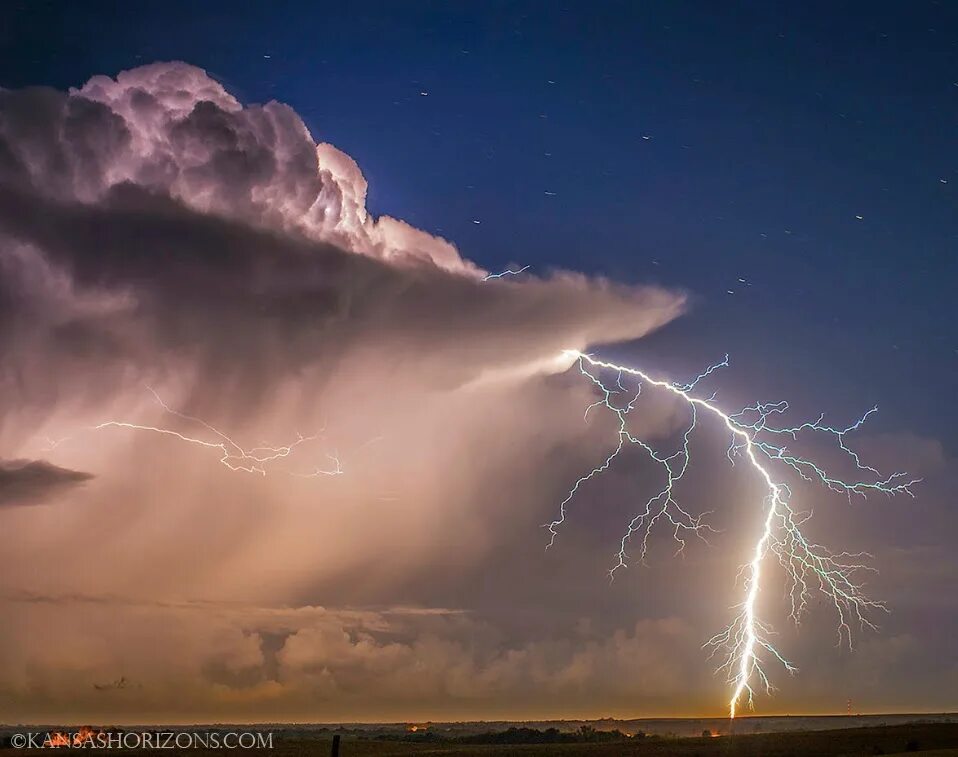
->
47, 388, 344, 478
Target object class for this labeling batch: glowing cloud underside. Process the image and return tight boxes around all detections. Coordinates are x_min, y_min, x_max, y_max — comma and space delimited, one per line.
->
549, 350, 918, 718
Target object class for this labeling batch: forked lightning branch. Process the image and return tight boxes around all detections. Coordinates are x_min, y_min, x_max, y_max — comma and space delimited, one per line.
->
548, 350, 918, 718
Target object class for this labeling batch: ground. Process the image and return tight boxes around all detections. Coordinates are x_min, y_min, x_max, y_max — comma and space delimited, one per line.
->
6, 722, 958, 756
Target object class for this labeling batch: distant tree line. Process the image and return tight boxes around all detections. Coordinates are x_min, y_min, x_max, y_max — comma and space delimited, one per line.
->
377, 725, 643, 745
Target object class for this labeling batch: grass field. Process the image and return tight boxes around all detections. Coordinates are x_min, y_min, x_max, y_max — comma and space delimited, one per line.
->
6, 722, 958, 755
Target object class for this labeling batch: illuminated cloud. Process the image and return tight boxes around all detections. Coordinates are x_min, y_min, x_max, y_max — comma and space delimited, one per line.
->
0, 593, 698, 722
0, 62, 692, 721
0, 62, 685, 421
0, 62, 472, 274
0, 62, 953, 722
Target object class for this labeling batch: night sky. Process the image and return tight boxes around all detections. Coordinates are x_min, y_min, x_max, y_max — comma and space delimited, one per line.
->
6, 1, 957, 439
0, 1, 955, 723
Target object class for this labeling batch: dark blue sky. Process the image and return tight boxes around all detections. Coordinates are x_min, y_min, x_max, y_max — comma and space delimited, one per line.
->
4, 0, 956, 446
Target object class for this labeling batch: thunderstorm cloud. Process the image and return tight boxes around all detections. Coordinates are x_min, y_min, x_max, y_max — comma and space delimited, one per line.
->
0, 63, 953, 723
0, 62, 694, 722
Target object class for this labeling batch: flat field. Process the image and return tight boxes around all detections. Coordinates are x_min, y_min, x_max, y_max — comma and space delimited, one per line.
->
6, 722, 958, 756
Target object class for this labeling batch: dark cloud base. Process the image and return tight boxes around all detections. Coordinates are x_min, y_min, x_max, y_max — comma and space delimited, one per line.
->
0, 458, 93, 508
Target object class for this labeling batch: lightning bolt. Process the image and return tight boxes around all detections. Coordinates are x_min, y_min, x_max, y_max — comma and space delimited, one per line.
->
482, 265, 530, 281
549, 350, 918, 718
295, 452, 344, 477
43, 387, 344, 477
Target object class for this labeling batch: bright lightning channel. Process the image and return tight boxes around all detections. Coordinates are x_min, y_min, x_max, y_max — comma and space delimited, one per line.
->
548, 350, 918, 718
46, 387, 344, 477
482, 265, 530, 281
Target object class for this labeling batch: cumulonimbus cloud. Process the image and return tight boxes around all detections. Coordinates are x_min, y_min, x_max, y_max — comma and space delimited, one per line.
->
0, 62, 689, 721
0, 62, 685, 420
1, 62, 472, 274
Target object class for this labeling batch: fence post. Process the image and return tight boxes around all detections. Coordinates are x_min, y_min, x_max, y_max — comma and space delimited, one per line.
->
330, 733, 341, 757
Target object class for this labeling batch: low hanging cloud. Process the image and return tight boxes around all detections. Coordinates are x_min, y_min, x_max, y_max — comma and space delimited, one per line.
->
0, 592, 702, 722
0, 62, 693, 721
0, 458, 93, 508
